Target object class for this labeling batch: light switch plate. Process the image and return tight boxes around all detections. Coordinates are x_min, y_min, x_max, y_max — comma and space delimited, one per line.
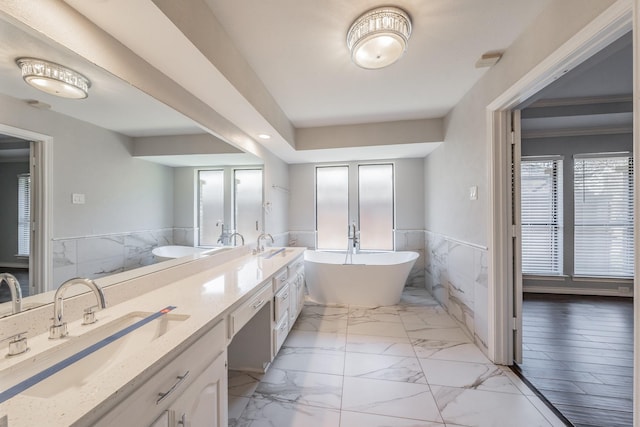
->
72, 193, 85, 204
469, 186, 478, 200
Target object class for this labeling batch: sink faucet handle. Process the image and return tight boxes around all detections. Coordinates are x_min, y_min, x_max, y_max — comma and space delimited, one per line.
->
2, 331, 29, 357
82, 305, 100, 325
49, 321, 68, 340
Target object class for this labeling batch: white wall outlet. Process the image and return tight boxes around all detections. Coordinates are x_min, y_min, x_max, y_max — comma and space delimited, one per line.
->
72, 193, 85, 204
469, 185, 478, 200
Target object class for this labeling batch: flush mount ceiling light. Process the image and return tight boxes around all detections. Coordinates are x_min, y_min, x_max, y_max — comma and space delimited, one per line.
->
347, 6, 412, 70
16, 58, 91, 99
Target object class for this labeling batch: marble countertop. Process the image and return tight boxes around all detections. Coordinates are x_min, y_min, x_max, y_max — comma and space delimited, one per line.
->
0, 247, 305, 426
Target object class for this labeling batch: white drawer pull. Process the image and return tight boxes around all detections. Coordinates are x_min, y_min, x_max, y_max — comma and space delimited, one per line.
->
252, 299, 265, 310
282, 292, 289, 299
156, 371, 190, 404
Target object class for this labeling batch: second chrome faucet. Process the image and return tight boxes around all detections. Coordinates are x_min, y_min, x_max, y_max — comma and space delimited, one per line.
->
50, 278, 107, 339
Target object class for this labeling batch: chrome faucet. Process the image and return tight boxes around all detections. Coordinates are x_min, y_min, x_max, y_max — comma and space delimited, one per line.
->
229, 232, 245, 246
348, 222, 360, 254
216, 220, 229, 245
50, 278, 107, 339
256, 232, 274, 253
0, 273, 22, 314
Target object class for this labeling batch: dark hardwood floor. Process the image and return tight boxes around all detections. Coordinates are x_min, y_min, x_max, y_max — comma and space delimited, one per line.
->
515, 293, 634, 427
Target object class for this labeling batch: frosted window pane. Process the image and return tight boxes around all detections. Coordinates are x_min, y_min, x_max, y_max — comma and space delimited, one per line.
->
316, 166, 349, 250
235, 169, 263, 243
359, 164, 393, 250
199, 170, 224, 246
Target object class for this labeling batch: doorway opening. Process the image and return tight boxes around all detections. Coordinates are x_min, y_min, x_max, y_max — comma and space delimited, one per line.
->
0, 124, 51, 303
0, 133, 32, 301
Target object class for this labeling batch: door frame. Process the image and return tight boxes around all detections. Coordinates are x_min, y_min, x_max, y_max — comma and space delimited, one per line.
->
0, 123, 52, 294
486, 0, 633, 363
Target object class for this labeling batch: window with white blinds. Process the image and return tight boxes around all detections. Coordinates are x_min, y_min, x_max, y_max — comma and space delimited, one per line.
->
574, 154, 634, 278
17, 173, 31, 257
520, 158, 563, 275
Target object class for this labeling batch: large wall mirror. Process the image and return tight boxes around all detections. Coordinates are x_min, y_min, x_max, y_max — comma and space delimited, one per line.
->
0, 14, 263, 318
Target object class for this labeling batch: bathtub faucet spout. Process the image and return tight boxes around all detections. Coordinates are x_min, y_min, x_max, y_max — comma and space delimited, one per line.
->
348, 222, 360, 254
216, 220, 230, 246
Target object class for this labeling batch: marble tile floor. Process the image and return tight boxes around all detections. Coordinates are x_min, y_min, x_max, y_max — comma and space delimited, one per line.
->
229, 287, 565, 427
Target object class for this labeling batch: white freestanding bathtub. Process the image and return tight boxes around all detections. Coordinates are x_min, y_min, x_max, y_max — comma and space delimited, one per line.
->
304, 250, 418, 306
152, 245, 209, 262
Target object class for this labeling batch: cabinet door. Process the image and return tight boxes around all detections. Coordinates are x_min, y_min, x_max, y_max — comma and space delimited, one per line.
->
171, 350, 228, 427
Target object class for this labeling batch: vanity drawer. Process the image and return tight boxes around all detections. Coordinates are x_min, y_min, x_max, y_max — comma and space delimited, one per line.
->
94, 318, 226, 427
274, 283, 290, 322
229, 284, 272, 339
272, 268, 289, 292
273, 313, 289, 355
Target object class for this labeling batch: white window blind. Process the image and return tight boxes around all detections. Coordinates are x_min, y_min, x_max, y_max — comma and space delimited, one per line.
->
17, 173, 31, 256
520, 158, 563, 275
574, 154, 634, 278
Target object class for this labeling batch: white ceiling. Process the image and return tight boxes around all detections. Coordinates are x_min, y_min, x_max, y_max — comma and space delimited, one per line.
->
2, 1, 555, 164
203, 0, 553, 128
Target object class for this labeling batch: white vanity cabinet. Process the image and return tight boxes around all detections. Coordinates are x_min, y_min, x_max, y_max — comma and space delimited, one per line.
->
271, 255, 305, 356
94, 319, 227, 427
168, 348, 227, 427
288, 256, 305, 328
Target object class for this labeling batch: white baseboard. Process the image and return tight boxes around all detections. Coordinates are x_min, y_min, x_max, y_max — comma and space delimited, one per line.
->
523, 285, 633, 298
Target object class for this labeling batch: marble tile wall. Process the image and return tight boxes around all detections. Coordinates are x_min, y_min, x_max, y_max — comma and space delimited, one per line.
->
287, 231, 316, 249
52, 228, 174, 288
173, 227, 197, 246
424, 231, 489, 355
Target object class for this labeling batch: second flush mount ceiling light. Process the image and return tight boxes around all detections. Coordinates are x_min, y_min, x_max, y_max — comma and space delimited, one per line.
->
346, 6, 412, 70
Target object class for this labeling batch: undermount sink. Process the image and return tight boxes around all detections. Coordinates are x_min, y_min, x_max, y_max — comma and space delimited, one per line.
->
259, 248, 289, 259
0, 309, 189, 400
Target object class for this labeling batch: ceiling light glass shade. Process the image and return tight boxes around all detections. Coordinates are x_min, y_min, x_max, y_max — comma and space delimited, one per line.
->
16, 58, 91, 99
347, 7, 411, 69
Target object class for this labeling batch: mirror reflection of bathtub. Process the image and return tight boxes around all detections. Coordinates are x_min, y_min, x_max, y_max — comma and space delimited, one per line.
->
152, 246, 225, 263
303, 250, 418, 307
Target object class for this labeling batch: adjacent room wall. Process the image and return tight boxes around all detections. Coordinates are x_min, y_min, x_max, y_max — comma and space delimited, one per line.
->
522, 132, 633, 295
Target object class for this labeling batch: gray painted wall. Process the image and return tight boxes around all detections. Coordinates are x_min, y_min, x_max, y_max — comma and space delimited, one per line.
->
288, 158, 425, 236
172, 149, 289, 247
0, 93, 175, 277
0, 161, 29, 266
424, 0, 616, 248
